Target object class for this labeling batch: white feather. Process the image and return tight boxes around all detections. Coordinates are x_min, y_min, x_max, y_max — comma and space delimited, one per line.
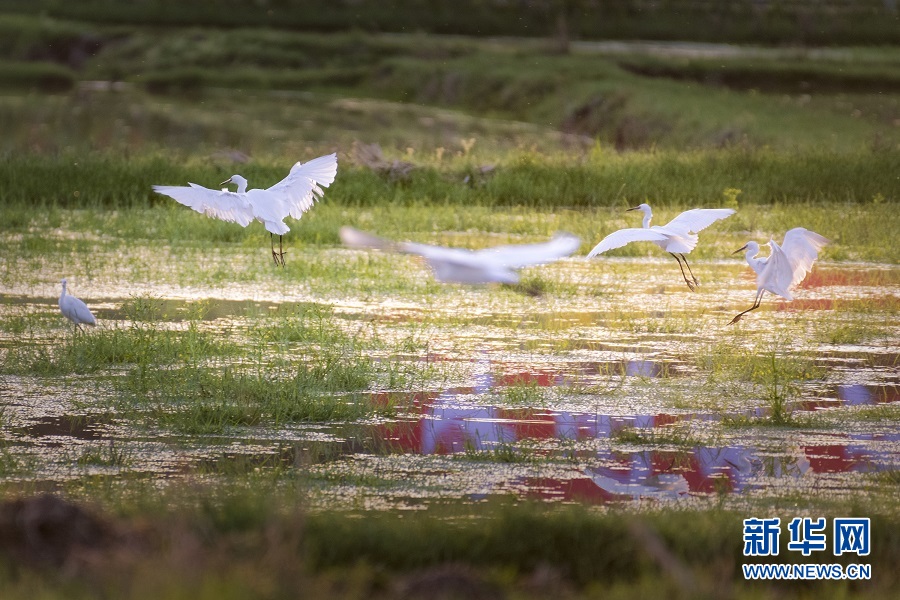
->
758, 240, 794, 300
587, 228, 670, 258
781, 227, 830, 289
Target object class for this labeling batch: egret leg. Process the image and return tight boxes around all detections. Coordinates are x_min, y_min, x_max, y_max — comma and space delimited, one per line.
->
729, 290, 765, 325
270, 233, 281, 266
679, 254, 701, 287
277, 235, 286, 268
669, 253, 696, 292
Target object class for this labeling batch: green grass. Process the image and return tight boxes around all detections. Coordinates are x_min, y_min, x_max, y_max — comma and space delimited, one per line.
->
0, 13, 102, 62
2, 23, 900, 155
124, 366, 386, 434
3, 495, 899, 599
611, 424, 704, 448
495, 378, 548, 405
4, 1, 900, 45
107, 306, 438, 433
0, 147, 896, 212
0, 60, 75, 91
1, 301, 237, 376
617, 54, 900, 93
699, 338, 827, 425
0, 294, 442, 434
74, 440, 131, 467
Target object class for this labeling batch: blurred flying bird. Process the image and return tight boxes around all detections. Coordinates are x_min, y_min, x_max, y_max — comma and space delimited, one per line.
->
339, 227, 581, 284
729, 227, 829, 324
152, 153, 337, 266
59, 278, 96, 331
587, 203, 735, 291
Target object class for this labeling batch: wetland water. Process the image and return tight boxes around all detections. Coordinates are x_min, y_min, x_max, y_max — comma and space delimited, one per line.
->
1, 248, 898, 511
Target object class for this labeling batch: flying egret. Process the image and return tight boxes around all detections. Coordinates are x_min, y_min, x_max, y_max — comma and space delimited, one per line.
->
339, 227, 581, 284
729, 227, 829, 324
152, 153, 337, 266
59, 278, 96, 332
587, 203, 735, 291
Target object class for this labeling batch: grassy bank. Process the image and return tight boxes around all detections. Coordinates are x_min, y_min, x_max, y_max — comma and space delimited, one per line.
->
0, 147, 896, 209
2, 19, 898, 153
4, 0, 899, 45
0, 496, 897, 600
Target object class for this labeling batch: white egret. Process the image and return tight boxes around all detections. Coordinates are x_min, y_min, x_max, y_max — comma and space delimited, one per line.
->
152, 153, 337, 266
587, 203, 735, 291
729, 227, 829, 325
339, 227, 581, 284
59, 278, 96, 332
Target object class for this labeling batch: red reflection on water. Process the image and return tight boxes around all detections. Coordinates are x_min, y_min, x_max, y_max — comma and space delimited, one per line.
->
775, 297, 897, 312
495, 408, 558, 440
498, 372, 559, 387
360, 355, 897, 503
802, 443, 869, 474
523, 476, 619, 503
776, 298, 835, 311
800, 270, 888, 289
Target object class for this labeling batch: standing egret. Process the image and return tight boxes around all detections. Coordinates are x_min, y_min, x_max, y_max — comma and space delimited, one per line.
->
152, 153, 337, 266
587, 204, 735, 291
339, 227, 581, 284
729, 227, 829, 324
59, 278, 96, 332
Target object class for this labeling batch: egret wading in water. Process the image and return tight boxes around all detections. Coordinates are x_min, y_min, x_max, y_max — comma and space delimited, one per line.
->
729, 227, 829, 325
152, 153, 337, 266
587, 204, 735, 291
59, 278, 96, 332
339, 227, 581, 285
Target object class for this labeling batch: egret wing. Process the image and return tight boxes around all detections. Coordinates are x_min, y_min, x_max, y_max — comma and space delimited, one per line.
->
781, 227, 829, 288
477, 233, 581, 268
586, 228, 670, 258
267, 153, 338, 219
758, 240, 794, 300
70, 297, 96, 325
61, 296, 96, 326
152, 184, 253, 227
663, 208, 735, 236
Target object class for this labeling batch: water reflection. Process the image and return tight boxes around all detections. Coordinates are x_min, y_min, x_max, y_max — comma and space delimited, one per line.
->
20, 415, 112, 442
836, 383, 900, 405
365, 372, 899, 503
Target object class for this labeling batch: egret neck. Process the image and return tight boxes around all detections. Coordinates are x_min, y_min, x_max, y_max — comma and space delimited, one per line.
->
627, 204, 653, 229
222, 175, 248, 193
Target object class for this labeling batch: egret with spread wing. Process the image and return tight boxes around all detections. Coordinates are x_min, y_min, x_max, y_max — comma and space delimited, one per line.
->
587, 203, 735, 291
339, 227, 581, 284
729, 227, 829, 324
153, 153, 337, 266
59, 278, 96, 332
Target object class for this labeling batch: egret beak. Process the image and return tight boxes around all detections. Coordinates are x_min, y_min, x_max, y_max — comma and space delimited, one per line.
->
732, 244, 748, 255
626, 206, 641, 212
219, 177, 232, 186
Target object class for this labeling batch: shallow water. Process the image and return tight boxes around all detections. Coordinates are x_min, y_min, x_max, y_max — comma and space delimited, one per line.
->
1, 242, 898, 510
